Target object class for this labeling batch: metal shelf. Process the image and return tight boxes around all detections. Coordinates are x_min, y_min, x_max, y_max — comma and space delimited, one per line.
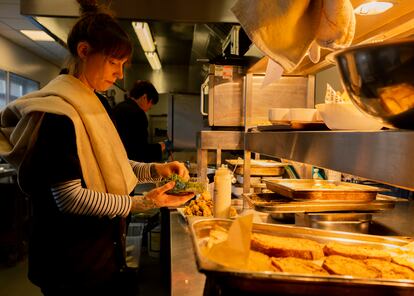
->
197, 131, 244, 183
245, 130, 414, 190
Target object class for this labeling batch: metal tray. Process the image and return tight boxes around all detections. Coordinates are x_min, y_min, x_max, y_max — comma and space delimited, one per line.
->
300, 212, 373, 234
263, 179, 384, 201
243, 193, 396, 213
189, 218, 414, 296
226, 159, 286, 176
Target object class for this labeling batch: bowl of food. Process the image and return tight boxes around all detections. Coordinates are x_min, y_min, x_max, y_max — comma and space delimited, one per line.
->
334, 39, 414, 129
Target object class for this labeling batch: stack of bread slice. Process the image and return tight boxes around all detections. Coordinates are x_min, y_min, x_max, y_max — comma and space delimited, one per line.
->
243, 233, 414, 280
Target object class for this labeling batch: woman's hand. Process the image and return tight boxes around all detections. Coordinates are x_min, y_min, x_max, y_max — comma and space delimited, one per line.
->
154, 161, 189, 181
148, 181, 193, 207
130, 181, 193, 213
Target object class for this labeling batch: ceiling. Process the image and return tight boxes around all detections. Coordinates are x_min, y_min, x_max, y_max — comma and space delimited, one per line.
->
0, 0, 238, 71
1, 0, 414, 74
0, 0, 68, 67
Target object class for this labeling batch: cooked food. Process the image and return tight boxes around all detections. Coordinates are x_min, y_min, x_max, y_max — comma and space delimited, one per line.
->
161, 174, 205, 195
365, 259, 414, 280
392, 255, 414, 272
183, 192, 213, 217
251, 233, 324, 260
323, 242, 391, 261
323, 255, 380, 278
245, 250, 276, 272
271, 257, 328, 276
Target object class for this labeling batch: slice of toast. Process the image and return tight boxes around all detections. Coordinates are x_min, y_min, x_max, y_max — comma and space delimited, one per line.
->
323, 255, 380, 278
271, 257, 328, 276
244, 250, 276, 272
251, 233, 324, 260
392, 255, 414, 272
365, 259, 414, 280
323, 242, 391, 261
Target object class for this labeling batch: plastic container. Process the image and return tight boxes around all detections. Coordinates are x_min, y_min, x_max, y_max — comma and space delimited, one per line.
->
213, 165, 232, 218
126, 222, 144, 268
289, 108, 317, 122
147, 224, 161, 258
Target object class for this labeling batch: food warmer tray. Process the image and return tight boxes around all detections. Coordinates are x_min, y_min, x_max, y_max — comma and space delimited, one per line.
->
263, 179, 385, 201
225, 159, 286, 176
242, 193, 396, 213
189, 218, 414, 296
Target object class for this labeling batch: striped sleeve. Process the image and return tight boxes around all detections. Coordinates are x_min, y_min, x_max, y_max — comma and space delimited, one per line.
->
51, 179, 132, 217
129, 160, 162, 183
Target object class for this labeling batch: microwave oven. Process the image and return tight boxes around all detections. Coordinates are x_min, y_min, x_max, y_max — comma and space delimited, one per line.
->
200, 64, 314, 127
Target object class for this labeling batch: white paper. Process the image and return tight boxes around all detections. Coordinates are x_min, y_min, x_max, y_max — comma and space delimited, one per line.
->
262, 59, 284, 88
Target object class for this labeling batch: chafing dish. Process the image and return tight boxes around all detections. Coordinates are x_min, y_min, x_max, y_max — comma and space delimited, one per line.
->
226, 159, 286, 176
189, 218, 414, 296
299, 212, 373, 234
243, 193, 395, 214
263, 179, 384, 201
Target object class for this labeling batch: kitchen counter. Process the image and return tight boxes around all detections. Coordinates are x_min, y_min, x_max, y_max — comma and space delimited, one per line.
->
170, 211, 206, 296
169, 200, 414, 295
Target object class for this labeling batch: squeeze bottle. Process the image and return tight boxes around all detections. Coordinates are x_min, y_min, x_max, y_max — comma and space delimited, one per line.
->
213, 165, 232, 218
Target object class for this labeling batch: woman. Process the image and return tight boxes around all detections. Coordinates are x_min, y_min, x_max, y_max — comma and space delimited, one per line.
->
0, 0, 193, 295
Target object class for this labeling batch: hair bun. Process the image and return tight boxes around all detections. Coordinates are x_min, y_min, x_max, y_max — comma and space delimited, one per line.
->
77, 0, 99, 15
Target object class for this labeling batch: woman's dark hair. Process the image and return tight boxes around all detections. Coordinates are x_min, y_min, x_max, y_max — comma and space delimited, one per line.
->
129, 80, 159, 104
66, 0, 132, 74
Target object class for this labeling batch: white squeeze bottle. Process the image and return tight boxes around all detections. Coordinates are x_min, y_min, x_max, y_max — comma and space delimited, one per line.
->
213, 164, 232, 218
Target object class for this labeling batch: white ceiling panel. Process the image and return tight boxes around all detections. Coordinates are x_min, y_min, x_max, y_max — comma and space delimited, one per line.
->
0, 0, 67, 66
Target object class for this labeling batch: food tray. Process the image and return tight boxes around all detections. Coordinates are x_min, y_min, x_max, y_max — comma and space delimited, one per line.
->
243, 193, 396, 213
258, 121, 328, 131
225, 159, 286, 176
299, 212, 373, 234
189, 218, 414, 296
263, 179, 384, 201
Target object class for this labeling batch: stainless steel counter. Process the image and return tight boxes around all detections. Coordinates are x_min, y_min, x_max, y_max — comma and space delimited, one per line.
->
245, 130, 414, 190
169, 201, 414, 295
170, 212, 206, 296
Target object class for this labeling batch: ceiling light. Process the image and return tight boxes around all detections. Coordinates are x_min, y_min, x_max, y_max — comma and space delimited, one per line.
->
20, 30, 55, 41
132, 22, 156, 52
354, 1, 394, 16
145, 52, 162, 70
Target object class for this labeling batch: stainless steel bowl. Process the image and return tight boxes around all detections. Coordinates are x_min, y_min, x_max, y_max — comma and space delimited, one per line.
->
334, 39, 414, 129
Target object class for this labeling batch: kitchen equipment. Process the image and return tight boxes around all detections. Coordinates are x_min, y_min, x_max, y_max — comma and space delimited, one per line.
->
226, 159, 286, 176
334, 39, 414, 129
189, 218, 414, 296
214, 165, 232, 218
263, 179, 384, 201
201, 64, 312, 126
242, 193, 395, 214
316, 103, 383, 130
300, 212, 373, 234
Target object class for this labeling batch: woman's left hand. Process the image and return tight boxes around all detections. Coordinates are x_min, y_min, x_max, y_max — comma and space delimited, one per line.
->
153, 161, 189, 180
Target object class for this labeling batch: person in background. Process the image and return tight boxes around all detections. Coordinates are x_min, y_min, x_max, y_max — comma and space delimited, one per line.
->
113, 80, 172, 162
0, 1, 192, 295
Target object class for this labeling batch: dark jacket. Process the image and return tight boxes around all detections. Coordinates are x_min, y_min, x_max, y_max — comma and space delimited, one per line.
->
113, 98, 162, 162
